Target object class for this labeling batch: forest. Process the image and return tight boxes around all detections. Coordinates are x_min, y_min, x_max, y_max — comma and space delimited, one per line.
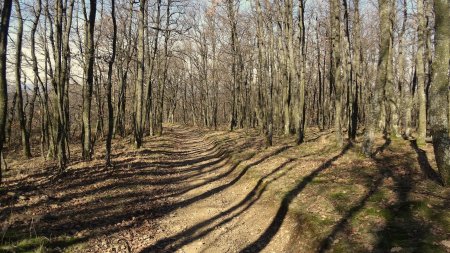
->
0, 0, 449, 252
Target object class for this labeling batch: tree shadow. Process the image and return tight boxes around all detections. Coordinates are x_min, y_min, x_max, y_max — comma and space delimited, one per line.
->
316, 172, 387, 253
315, 137, 445, 252
409, 140, 443, 185
0, 127, 275, 251
240, 143, 352, 253
139, 158, 297, 252
314, 137, 392, 252
373, 157, 433, 252
372, 135, 391, 157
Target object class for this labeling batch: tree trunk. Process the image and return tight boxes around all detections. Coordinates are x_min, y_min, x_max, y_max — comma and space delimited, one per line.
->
416, 0, 427, 145
50, 0, 74, 170
227, 0, 238, 131
134, 0, 146, 148
0, 0, 13, 183
30, 0, 42, 157
398, 0, 410, 137
430, 0, 450, 186
363, 0, 391, 155
145, 0, 161, 137
105, 0, 117, 167
296, 0, 306, 144
386, 0, 398, 137
13, 0, 31, 158
330, 0, 343, 147
81, 0, 97, 160
350, 0, 362, 140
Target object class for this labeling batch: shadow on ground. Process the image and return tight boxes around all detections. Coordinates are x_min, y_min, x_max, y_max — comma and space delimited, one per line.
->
1, 127, 266, 251
1, 128, 449, 253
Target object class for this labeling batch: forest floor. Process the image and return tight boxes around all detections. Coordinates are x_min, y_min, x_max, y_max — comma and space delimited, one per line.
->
0, 125, 450, 253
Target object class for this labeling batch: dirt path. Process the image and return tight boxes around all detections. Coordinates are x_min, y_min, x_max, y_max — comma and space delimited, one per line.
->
1, 126, 449, 253
131, 128, 294, 253
113, 126, 301, 253
0, 126, 314, 252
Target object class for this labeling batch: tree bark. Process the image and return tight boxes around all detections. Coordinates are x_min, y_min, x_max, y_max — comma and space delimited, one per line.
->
0, 0, 13, 183
430, 0, 450, 186
296, 0, 306, 144
350, 0, 362, 140
330, 0, 343, 147
398, 0, 410, 137
227, 0, 238, 131
363, 0, 391, 155
416, 0, 427, 145
81, 0, 97, 160
105, 0, 117, 167
134, 0, 146, 148
386, 0, 398, 137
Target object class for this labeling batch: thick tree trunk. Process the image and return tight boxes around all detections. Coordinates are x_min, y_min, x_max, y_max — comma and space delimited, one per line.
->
363, 0, 391, 155
430, 0, 450, 186
0, 0, 13, 183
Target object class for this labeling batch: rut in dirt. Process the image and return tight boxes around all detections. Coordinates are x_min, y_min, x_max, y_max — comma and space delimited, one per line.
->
0, 126, 268, 251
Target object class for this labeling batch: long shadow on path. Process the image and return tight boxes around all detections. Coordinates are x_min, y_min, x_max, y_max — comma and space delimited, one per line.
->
139, 157, 297, 252
240, 143, 352, 253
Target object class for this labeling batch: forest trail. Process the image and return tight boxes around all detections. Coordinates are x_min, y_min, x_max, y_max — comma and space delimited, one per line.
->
1, 126, 450, 253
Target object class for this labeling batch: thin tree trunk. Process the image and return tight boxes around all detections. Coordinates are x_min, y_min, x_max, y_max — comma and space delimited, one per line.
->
416, 0, 427, 145
386, 0, 398, 137
13, 0, 31, 158
134, 0, 146, 148
105, 0, 117, 167
81, 0, 97, 160
398, 0, 410, 137
145, 0, 161, 136
28, 0, 41, 156
330, 0, 343, 147
350, 0, 362, 140
297, 0, 306, 144
228, 0, 238, 131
